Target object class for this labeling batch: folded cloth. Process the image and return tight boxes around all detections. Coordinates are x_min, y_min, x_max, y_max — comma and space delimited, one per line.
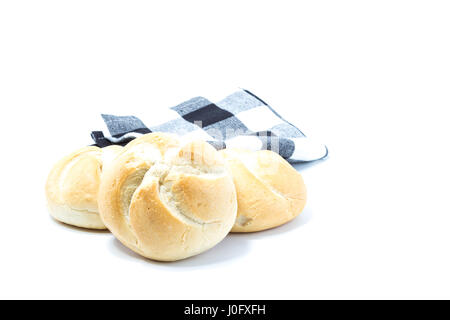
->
90, 89, 327, 163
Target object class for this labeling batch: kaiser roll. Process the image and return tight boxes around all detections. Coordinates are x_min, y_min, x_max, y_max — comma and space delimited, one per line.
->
220, 149, 307, 232
46, 145, 123, 229
98, 133, 237, 261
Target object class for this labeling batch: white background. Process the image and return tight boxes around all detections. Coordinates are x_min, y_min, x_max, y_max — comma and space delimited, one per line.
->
1, 1, 449, 299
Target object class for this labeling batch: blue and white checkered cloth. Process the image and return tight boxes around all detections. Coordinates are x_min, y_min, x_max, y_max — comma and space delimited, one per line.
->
91, 89, 327, 163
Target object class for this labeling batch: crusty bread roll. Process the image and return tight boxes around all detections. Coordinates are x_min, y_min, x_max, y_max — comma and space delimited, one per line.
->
98, 133, 237, 261
46, 145, 123, 229
220, 149, 307, 232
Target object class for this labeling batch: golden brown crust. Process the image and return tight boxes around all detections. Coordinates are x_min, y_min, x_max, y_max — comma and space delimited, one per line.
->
45, 145, 122, 229
98, 133, 237, 261
124, 132, 180, 154
220, 149, 307, 232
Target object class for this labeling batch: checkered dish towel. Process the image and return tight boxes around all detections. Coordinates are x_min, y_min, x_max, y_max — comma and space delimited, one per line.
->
90, 89, 327, 163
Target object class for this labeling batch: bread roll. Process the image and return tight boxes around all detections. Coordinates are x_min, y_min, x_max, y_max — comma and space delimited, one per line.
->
98, 133, 237, 261
220, 149, 307, 232
46, 145, 123, 229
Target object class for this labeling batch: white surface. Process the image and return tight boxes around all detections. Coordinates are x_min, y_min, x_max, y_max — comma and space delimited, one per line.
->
1, 1, 450, 299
